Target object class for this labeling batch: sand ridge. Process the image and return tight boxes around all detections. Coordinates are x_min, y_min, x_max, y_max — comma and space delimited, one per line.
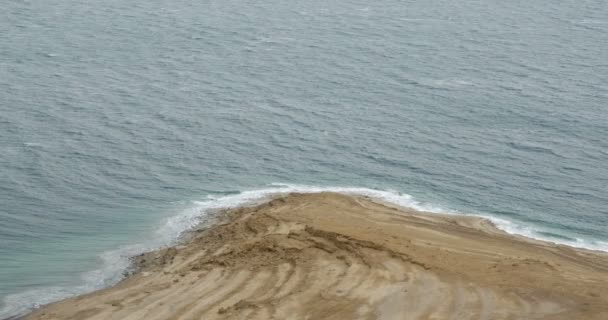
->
26, 193, 608, 319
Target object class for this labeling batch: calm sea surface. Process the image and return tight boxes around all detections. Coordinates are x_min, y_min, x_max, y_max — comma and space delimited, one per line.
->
1, 0, 607, 316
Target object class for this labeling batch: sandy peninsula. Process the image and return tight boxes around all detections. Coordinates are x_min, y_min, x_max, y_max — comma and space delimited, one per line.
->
25, 193, 608, 319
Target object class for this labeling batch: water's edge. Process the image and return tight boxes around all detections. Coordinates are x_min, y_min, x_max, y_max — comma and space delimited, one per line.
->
2, 183, 607, 318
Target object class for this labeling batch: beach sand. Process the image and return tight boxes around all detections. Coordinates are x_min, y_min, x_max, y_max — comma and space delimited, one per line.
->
25, 193, 608, 319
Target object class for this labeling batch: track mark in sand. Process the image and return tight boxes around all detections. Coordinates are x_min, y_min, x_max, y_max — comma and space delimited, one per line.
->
171, 270, 250, 319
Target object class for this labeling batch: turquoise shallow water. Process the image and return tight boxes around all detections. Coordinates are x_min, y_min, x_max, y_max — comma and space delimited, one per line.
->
1, 0, 607, 316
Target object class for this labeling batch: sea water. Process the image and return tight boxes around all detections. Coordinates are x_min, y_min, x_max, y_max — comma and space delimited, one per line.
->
1, 0, 607, 317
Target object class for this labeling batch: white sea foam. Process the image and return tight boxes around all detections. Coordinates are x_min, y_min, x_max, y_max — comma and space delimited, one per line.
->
487, 217, 608, 252
2, 183, 606, 318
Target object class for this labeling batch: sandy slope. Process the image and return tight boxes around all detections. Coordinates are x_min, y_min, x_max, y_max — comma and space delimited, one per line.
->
26, 193, 608, 319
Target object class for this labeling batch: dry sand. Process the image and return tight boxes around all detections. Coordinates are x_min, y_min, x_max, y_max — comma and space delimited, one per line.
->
25, 193, 608, 319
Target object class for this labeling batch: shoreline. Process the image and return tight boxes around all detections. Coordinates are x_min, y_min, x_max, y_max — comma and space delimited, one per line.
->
5, 185, 607, 319
18, 192, 608, 319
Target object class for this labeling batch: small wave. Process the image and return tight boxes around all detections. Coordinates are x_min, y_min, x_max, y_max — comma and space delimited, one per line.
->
506, 141, 562, 157
2, 183, 607, 318
417, 78, 475, 90
399, 18, 451, 23
536, 231, 577, 241
487, 217, 608, 252
573, 19, 607, 25
23, 142, 44, 148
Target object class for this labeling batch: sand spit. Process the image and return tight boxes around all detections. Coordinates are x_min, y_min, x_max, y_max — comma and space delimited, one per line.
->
26, 193, 608, 319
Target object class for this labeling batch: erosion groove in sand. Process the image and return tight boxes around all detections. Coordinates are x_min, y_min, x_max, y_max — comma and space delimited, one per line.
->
26, 193, 608, 319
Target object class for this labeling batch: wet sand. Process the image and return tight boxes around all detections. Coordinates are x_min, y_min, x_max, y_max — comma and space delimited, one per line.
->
25, 193, 608, 319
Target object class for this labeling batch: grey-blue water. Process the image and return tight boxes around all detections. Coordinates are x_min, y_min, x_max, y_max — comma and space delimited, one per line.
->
1, 0, 607, 316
